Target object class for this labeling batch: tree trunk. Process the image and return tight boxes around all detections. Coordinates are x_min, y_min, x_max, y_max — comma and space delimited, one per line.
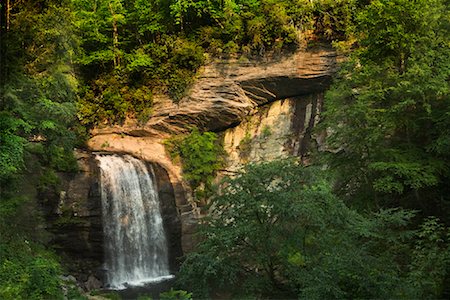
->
0, 0, 10, 33
109, 2, 120, 68
6, 0, 10, 31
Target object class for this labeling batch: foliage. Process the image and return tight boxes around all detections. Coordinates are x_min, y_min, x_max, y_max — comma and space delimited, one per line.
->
0, 238, 63, 300
177, 160, 447, 298
0, 2, 79, 299
77, 73, 154, 125
319, 0, 450, 216
0, 113, 28, 181
261, 125, 272, 138
160, 289, 192, 300
238, 132, 253, 160
2, 1, 450, 299
72, 0, 358, 125
67, 286, 88, 300
401, 217, 450, 298
165, 128, 223, 197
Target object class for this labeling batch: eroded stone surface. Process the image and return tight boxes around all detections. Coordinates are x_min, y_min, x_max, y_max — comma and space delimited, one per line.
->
85, 49, 336, 254
87, 134, 199, 254
153, 49, 335, 133
41, 151, 103, 285
40, 49, 337, 287
223, 94, 322, 172
92, 48, 336, 136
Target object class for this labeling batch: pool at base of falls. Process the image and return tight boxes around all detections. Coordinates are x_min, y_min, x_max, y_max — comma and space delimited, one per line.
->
99, 274, 177, 300
108, 274, 175, 290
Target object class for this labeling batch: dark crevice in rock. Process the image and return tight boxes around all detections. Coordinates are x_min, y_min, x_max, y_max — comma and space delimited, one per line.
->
240, 76, 331, 104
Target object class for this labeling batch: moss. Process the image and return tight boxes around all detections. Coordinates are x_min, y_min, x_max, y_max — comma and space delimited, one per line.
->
261, 125, 272, 139
38, 169, 61, 195
90, 290, 121, 300
53, 207, 87, 228
53, 215, 86, 228
238, 132, 253, 160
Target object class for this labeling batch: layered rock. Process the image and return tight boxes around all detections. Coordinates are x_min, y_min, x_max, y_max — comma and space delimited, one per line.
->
86, 48, 337, 254
87, 135, 199, 254
92, 48, 337, 136
153, 48, 335, 133
43, 48, 337, 284
223, 93, 322, 172
41, 151, 103, 285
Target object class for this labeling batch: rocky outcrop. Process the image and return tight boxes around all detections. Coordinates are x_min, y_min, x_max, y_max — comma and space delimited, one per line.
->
152, 48, 335, 133
86, 48, 337, 253
151, 163, 184, 270
223, 93, 322, 172
92, 48, 337, 136
41, 151, 103, 284
45, 48, 337, 284
87, 135, 199, 254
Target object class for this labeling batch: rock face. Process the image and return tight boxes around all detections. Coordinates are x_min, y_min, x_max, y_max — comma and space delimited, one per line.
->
41, 151, 103, 284
223, 93, 322, 172
92, 48, 336, 136
42, 151, 184, 288
85, 47, 336, 255
151, 163, 184, 272
87, 135, 199, 254
45, 48, 337, 283
150, 48, 336, 133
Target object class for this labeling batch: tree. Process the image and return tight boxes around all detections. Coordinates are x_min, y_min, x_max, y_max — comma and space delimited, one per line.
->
176, 160, 437, 299
0, 1, 80, 299
72, 0, 126, 69
165, 128, 223, 198
320, 0, 450, 215
169, 0, 223, 32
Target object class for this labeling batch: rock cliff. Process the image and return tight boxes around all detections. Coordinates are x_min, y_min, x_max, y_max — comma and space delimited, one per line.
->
44, 48, 337, 286
92, 48, 336, 136
42, 151, 183, 288
223, 93, 322, 172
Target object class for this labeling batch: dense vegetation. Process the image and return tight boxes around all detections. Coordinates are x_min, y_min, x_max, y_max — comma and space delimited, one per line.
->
175, 0, 450, 298
73, 0, 358, 125
0, 0, 449, 299
0, 1, 81, 298
177, 160, 449, 298
321, 0, 450, 221
164, 128, 224, 199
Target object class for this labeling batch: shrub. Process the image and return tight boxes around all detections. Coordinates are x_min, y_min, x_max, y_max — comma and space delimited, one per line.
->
0, 241, 63, 300
165, 128, 223, 197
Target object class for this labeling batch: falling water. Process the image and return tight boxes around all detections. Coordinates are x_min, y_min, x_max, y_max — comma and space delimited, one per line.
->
96, 154, 173, 289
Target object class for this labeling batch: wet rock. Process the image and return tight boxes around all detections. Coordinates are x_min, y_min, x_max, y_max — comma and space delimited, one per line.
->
40, 151, 104, 281
59, 275, 77, 283
85, 274, 102, 291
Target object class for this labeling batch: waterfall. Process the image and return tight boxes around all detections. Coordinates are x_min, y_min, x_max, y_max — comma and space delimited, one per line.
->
96, 154, 173, 289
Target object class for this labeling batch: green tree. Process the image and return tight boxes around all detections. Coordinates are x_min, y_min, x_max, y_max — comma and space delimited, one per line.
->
320, 0, 450, 215
176, 160, 432, 298
72, 0, 126, 69
127, 0, 170, 41
0, 2, 79, 298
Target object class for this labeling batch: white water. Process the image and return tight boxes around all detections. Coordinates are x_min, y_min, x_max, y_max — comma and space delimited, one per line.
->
96, 154, 173, 289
